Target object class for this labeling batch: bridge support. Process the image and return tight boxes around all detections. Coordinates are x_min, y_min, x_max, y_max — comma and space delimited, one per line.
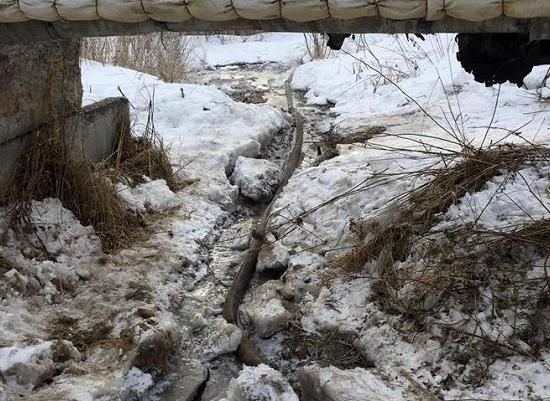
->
0, 39, 127, 185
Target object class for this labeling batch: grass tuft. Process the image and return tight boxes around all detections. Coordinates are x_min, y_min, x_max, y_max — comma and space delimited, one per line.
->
111, 123, 180, 191
1, 123, 144, 252
339, 144, 550, 273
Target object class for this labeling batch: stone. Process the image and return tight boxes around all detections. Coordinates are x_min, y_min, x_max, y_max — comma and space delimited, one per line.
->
131, 320, 180, 374
245, 281, 291, 338
201, 364, 238, 401
4, 361, 56, 393
51, 340, 81, 363
135, 308, 156, 320
230, 157, 281, 203
224, 364, 298, 401
256, 239, 290, 275
298, 365, 404, 401
161, 359, 208, 401
202, 318, 242, 361
132, 331, 171, 373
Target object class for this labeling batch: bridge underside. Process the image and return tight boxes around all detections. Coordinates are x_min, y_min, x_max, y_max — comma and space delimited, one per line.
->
0, 8, 549, 185
1, 17, 549, 46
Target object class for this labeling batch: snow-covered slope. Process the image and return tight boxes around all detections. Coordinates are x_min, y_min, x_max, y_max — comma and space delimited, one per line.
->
2, 33, 550, 401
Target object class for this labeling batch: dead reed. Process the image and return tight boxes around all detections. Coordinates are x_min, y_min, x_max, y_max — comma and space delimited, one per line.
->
1, 123, 144, 252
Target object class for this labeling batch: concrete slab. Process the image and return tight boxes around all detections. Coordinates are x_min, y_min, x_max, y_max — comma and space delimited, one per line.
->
0, 97, 129, 186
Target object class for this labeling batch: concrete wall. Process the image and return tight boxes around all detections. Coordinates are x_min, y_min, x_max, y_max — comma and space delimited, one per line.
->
66, 97, 129, 163
0, 37, 129, 186
0, 39, 82, 145
0, 97, 129, 185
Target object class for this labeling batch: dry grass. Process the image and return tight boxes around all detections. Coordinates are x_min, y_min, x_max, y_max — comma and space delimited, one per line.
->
373, 219, 550, 361
283, 326, 372, 370
304, 34, 330, 60
339, 144, 550, 273
81, 33, 194, 83
1, 123, 144, 252
329, 143, 550, 363
111, 120, 180, 191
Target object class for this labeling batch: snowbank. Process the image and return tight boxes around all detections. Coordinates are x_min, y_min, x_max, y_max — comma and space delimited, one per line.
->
293, 34, 549, 149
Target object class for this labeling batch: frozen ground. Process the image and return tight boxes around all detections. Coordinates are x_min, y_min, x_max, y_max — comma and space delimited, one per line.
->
1, 33, 550, 401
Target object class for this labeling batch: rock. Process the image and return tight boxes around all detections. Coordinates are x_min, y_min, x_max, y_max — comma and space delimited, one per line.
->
257, 240, 290, 275
189, 313, 208, 330
4, 361, 56, 393
224, 364, 298, 401
132, 331, 171, 373
298, 365, 404, 401
51, 340, 81, 363
202, 319, 242, 361
131, 319, 180, 373
135, 308, 156, 320
245, 281, 291, 338
230, 157, 281, 203
162, 359, 208, 401
201, 363, 238, 401
231, 231, 251, 251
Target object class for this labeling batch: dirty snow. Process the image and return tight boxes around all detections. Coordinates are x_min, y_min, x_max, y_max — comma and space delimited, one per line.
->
222, 364, 298, 401
116, 179, 179, 213
2, 32, 550, 401
231, 156, 281, 202
0, 342, 52, 372
436, 164, 550, 230
299, 364, 405, 401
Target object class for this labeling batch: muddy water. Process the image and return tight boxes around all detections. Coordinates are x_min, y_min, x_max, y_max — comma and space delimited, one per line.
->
160, 62, 332, 401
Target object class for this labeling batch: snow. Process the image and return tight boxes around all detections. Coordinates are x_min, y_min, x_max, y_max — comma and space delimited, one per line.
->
257, 239, 290, 273
223, 364, 298, 401
122, 367, 154, 395
300, 364, 405, 401
435, 164, 550, 231
0, 37, 294, 399
267, 150, 423, 264
446, 354, 550, 400
230, 156, 281, 202
301, 278, 370, 332
254, 33, 550, 401
202, 318, 243, 361
2, 31, 550, 400
82, 60, 288, 207
292, 35, 550, 149
191, 34, 307, 67
246, 281, 291, 338
0, 342, 52, 372
116, 179, 179, 212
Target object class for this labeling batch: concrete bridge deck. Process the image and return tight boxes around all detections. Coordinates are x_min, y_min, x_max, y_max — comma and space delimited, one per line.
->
1, 16, 549, 47
0, 0, 549, 45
